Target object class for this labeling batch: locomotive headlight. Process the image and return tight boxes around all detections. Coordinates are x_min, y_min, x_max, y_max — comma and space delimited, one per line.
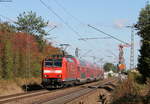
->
44, 75, 49, 77
57, 74, 62, 78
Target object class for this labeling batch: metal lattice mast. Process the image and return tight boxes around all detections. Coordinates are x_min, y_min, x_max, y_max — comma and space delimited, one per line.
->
130, 27, 134, 70
126, 25, 135, 70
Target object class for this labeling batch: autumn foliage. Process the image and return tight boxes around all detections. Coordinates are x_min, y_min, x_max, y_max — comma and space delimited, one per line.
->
0, 22, 61, 79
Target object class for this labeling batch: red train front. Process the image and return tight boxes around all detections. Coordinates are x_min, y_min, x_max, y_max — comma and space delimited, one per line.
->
41, 55, 103, 88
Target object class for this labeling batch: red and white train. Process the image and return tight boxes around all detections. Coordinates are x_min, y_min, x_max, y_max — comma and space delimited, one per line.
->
41, 55, 104, 88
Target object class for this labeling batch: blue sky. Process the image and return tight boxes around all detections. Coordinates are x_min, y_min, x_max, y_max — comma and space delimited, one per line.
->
0, 0, 147, 69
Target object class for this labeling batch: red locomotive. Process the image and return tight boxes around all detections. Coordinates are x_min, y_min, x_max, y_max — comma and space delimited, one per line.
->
41, 55, 104, 88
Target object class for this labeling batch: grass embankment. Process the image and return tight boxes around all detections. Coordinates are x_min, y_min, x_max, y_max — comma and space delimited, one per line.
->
111, 72, 150, 104
0, 78, 42, 96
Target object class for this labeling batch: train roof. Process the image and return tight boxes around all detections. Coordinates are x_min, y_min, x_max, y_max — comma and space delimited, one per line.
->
46, 54, 76, 58
45, 54, 101, 68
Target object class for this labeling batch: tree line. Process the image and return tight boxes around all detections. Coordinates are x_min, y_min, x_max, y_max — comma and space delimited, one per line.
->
0, 11, 61, 79
135, 3, 150, 82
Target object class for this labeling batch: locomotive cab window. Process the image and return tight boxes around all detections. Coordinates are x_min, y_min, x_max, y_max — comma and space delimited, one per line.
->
54, 59, 62, 67
44, 59, 62, 67
45, 61, 53, 67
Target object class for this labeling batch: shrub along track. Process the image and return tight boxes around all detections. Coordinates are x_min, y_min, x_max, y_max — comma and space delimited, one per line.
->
0, 78, 117, 104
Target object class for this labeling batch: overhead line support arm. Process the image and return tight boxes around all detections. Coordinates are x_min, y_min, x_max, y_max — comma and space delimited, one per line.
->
87, 24, 130, 45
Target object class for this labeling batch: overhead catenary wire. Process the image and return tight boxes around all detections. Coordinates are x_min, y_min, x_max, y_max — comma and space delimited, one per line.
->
78, 37, 111, 41
53, 0, 85, 25
51, 0, 107, 46
53, 0, 116, 28
88, 24, 130, 45
53, 0, 118, 29
40, 0, 117, 62
40, 0, 82, 38
52, 0, 115, 48
54, 0, 128, 45
40, 0, 98, 57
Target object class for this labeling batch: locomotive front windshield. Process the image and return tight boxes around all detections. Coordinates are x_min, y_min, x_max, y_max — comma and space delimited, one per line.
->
44, 59, 62, 67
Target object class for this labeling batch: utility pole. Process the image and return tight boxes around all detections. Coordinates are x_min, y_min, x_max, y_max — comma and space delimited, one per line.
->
130, 27, 134, 70
126, 26, 135, 70
75, 48, 80, 57
126, 25, 134, 70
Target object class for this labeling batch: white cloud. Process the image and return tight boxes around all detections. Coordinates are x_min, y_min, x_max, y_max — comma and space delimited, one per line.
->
114, 19, 128, 29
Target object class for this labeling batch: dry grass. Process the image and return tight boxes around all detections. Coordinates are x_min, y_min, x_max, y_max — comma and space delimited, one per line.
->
111, 72, 150, 104
0, 77, 42, 96
0, 80, 23, 96
13, 77, 42, 86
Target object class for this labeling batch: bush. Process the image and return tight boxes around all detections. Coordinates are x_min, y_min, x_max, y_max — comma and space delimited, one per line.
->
111, 77, 147, 104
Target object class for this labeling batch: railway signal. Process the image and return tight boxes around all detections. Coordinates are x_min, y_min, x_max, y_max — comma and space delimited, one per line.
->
118, 44, 130, 71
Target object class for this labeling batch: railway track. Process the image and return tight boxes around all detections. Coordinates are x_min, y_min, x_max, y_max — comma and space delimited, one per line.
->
0, 78, 117, 104
39, 78, 117, 104
0, 86, 76, 103
0, 90, 50, 104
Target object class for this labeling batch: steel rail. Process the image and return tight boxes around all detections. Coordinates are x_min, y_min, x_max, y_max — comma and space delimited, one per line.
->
33, 78, 117, 104
0, 90, 49, 103
0, 78, 117, 104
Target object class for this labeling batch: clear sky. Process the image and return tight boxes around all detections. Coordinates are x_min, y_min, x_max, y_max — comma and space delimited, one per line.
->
0, 0, 148, 69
